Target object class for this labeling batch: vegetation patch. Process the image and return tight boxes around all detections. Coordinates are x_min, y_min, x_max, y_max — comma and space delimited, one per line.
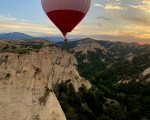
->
5, 73, 11, 79
34, 67, 41, 78
18, 50, 29, 55
39, 86, 52, 106
35, 115, 40, 120
2, 46, 9, 50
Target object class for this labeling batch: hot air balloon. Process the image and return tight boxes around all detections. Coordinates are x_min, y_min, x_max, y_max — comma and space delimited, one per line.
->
41, 0, 91, 43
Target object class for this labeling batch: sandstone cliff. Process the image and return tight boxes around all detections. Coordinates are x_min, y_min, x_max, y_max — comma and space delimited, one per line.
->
71, 38, 107, 55
0, 40, 91, 120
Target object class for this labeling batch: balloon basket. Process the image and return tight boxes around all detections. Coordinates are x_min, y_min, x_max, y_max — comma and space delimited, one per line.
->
64, 37, 68, 44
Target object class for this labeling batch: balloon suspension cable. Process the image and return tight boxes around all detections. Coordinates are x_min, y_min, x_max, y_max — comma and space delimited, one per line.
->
64, 36, 68, 44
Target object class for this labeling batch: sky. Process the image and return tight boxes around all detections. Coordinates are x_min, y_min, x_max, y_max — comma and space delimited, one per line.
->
0, 0, 150, 44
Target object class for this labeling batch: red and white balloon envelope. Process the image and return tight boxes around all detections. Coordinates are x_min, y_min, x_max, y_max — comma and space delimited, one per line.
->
41, 0, 91, 42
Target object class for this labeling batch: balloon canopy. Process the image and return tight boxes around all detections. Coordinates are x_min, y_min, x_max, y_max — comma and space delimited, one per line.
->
41, 0, 91, 37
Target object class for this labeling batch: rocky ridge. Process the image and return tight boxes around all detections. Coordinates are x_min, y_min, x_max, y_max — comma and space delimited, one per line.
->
71, 38, 107, 54
0, 40, 91, 120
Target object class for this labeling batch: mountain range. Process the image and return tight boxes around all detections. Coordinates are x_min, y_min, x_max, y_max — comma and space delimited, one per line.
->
0, 32, 80, 42
57, 38, 150, 83
0, 32, 34, 39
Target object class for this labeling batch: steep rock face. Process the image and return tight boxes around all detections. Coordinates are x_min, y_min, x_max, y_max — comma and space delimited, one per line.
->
72, 38, 107, 54
126, 53, 135, 62
0, 45, 91, 120
142, 67, 150, 82
142, 67, 150, 76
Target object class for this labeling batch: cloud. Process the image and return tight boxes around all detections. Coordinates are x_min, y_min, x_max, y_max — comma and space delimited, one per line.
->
94, 3, 103, 7
94, 3, 123, 10
91, 34, 150, 44
129, 0, 150, 13
0, 14, 17, 22
94, 0, 150, 27
143, 0, 150, 4
104, 4, 123, 10
0, 14, 58, 36
96, 16, 111, 21
116, 7, 150, 25
0, 22, 58, 36
75, 18, 150, 44
94, 0, 150, 12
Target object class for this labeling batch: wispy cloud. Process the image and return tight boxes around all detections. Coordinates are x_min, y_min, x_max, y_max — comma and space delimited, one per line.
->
0, 22, 58, 36
94, 3, 123, 10
0, 14, 58, 36
96, 16, 111, 21
129, 0, 150, 13
94, 0, 150, 12
0, 14, 17, 22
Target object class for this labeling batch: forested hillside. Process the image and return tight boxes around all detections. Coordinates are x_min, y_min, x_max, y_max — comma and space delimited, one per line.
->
57, 39, 150, 120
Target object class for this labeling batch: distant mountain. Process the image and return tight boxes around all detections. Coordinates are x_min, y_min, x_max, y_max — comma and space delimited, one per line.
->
0, 32, 63, 41
0, 32, 34, 39
38, 36, 64, 42
39, 36, 81, 42
0, 32, 80, 42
